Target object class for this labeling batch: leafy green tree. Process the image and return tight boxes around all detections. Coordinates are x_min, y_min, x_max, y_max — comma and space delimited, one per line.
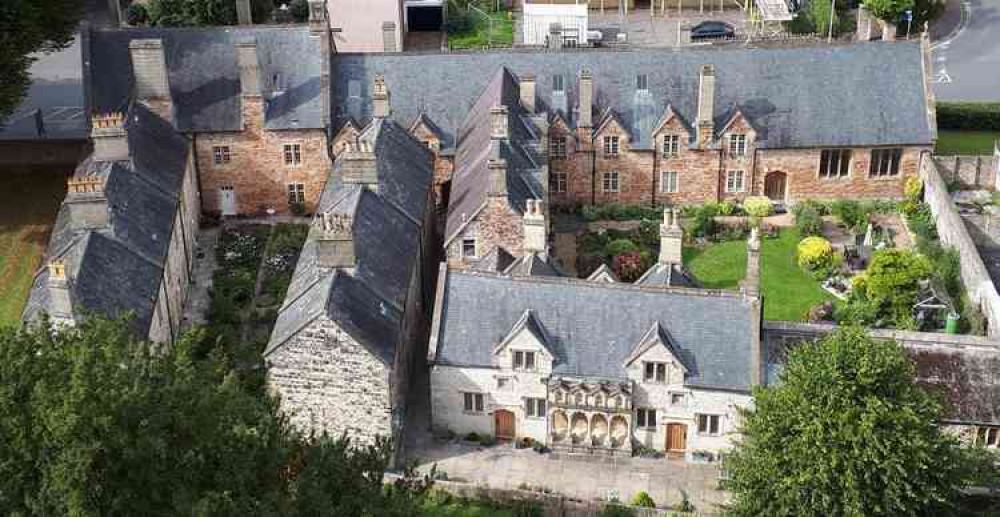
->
865, 0, 915, 23
0, 0, 84, 125
810, 0, 839, 37
725, 327, 970, 516
0, 317, 425, 516
859, 248, 932, 325
146, 0, 274, 27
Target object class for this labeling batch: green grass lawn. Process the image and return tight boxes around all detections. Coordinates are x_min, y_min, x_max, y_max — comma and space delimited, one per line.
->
935, 130, 999, 155
447, 4, 514, 49
684, 230, 838, 321
0, 167, 68, 329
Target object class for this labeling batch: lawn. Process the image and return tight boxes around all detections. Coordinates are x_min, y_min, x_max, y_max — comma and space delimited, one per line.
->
0, 167, 68, 329
684, 229, 838, 321
935, 130, 999, 155
447, 2, 514, 49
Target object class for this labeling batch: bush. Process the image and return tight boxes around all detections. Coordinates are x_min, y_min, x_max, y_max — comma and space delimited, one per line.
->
904, 177, 923, 203
830, 200, 872, 231
598, 504, 635, 517
855, 249, 933, 326
581, 203, 663, 222
606, 238, 639, 257
793, 204, 824, 237
613, 251, 653, 282
797, 236, 835, 271
289, 0, 310, 22
744, 196, 774, 218
464, 432, 480, 442
937, 102, 1000, 131
125, 3, 149, 25
631, 491, 656, 508
687, 205, 718, 238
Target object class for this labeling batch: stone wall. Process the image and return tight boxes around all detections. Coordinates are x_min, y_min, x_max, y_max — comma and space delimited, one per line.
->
920, 158, 1000, 338
934, 155, 999, 189
961, 208, 1000, 251
267, 315, 394, 445
195, 97, 331, 216
446, 197, 525, 266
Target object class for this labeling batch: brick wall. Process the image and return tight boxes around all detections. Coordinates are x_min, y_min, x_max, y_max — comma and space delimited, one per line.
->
446, 197, 525, 266
196, 98, 331, 216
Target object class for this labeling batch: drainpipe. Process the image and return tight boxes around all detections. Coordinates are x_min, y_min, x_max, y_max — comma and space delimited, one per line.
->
590, 136, 597, 206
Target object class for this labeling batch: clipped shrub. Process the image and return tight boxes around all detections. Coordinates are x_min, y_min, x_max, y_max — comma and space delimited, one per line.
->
936, 102, 1000, 131
606, 238, 639, 257
631, 491, 656, 508
797, 237, 835, 271
687, 205, 718, 238
793, 204, 824, 237
718, 200, 736, 216
598, 504, 635, 517
743, 196, 774, 218
465, 432, 480, 442
125, 3, 149, 25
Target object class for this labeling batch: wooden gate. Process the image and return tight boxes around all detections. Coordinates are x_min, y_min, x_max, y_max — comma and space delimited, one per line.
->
495, 409, 515, 440
666, 423, 687, 452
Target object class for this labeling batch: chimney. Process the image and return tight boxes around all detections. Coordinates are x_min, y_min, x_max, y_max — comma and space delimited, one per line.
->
745, 227, 761, 297
308, 0, 327, 35
520, 74, 536, 114
523, 199, 548, 255
91, 112, 129, 162
341, 144, 379, 192
315, 213, 355, 268
236, 40, 262, 97
65, 175, 109, 230
578, 69, 593, 129
46, 260, 74, 319
696, 65, 716, 147
490, 105, 509, 140
547, 23, 563, 50
382, 21, 398, 52
128, 39, 172, 120
659, 208, 684, 264
373, 74, 391, 119
236, 0, 252, 25
488, 157, 508, 198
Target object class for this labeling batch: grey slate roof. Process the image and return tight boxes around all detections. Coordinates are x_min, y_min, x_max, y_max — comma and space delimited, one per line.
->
332, 41, 933, 151
265, 118, 433, 362
434, 270, 759, 391
84, 26, 324, 131
502, 253, 565, 278
22, 103, 189, 336
635, 263, 700, 288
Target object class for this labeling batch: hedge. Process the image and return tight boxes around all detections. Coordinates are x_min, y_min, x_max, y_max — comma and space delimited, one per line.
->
936, 102, 1000, 131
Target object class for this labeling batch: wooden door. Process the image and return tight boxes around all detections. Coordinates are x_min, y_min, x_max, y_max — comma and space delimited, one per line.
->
666, 423, 687, 452
764, 172, 787, 202
495, 409, 515, 440
219, 186, 237, 216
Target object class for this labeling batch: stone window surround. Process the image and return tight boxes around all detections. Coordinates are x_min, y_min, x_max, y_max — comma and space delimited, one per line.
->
643, 361, 668, 383
212, 145, 232, 166
869, 147, 904, 178
696, 413, 723, 436
524, 397, 546, 419
287, 183, 305, 205
728, 134, 748, 157
636, 73, 649, 92
818, 148, 853, 179
660, 170, 679, 194
512, 350, 537, 372
551, 170, 567, 193
461, 237, 477, 258
725, 170, 746, 193
636, 407, 657, 429
603, 136, 620, 157
282, 142, 303, 166
670, 392, 686, 406
463, 392, 486, 413
603, 170, 620, 193
661, 134, 681, 158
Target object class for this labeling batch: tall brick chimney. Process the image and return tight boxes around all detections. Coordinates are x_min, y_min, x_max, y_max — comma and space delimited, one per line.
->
46, 260, 74, 320
523, 199, 547, 255
520, 74, 536, 114
236, 0, 252, 25
128, 39, 172, 121
659, 208, 683, 264
488, 157, 508, 198
66, 175, 109, 230
308, 0, 327, 34
578, 68, 593, 130
315, 213, 355, 268
744, 227, 761, 297
696, 65, 716, 148
490, 105, 509, 141
373, 74, 391, 119
91, 112, 129, 162
341, 145, 379, 192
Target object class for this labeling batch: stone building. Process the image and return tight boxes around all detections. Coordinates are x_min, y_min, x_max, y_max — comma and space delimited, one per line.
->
331, 40, 935, 210
427, 231, 763, 460
264, 108, 436, 457
82, 1, 333, 216
22, 103, 200, 343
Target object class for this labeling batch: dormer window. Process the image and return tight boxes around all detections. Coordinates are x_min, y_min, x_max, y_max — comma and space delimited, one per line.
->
513, 350, 536, 371
644, 362, 667, 383
461, 237, 476, 258
728, 134, 747, 157
604, 136, 620, 157
662, 134, 680, 158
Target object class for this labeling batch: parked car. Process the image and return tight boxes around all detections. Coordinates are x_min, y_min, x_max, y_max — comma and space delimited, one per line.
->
690, 21, 736, 41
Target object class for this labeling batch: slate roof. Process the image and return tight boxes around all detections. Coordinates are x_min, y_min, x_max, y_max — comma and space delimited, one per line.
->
444, 68, 543, 246
265, 118, 433, 362
910, 345, 1000, 425
502, 253, 564, 278
22, 103, 189, 336
84, 25, 324, 132
635, 262, 700, 288
433, 270, 759, 391
331, 41, 932, 151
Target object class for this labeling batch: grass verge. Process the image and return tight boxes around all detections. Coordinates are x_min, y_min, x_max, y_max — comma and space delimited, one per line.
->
935, 130, 998, 155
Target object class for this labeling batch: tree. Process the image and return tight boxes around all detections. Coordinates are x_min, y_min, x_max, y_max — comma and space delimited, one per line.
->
725, 327, 971, 516
0, 317, 426, 516
0, 0, 83, 125
809, 0, 839, 37
864, 0, 915, 22
858, 248, 933, 326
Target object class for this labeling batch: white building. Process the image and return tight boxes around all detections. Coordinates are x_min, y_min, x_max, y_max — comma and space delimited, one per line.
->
522, 1, 589, 46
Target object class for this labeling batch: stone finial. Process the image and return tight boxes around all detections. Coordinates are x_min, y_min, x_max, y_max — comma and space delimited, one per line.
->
46, 259, 73, 318
319, 212, 352, 238
373, 74, 391, 118
316, 212, 355, 268
490, 105, 509, 140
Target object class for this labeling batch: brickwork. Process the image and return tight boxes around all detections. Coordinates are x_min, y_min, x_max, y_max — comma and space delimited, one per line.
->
446, 197, 525, 266
196, 98, 331, 216
268, 315, 394, 445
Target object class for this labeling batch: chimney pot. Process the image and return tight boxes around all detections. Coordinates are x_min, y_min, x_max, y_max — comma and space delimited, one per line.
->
490, 105, 509, 140
547, 23, 564, 50
382, 21, 398, 52
46, 259, 74, 319
66, 175, 109, 230
90, 112, 129, 162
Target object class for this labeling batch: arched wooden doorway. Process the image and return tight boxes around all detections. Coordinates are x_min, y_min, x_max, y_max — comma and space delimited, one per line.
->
764, 171, 787, 202
494, 409, 515, 440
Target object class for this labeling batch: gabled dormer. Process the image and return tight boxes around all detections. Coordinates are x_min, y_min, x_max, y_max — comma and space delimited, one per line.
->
651, 105, 694, 159
594, 109, 631, 158
587, 263, 619, 283
623, 321, 689, 385
717, 106, 758, 159
409, 112, 445, 152
493, 309, 555, 374
548, 112, 573, 160
332, 119, 361, 156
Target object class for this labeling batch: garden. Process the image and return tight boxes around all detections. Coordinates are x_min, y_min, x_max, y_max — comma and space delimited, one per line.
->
196, 223, 308, 388
446, 0, 514, 50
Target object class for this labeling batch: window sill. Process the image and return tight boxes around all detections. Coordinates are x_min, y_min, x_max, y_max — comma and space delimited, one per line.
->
867, 174, 902, 181
818, 175, 852, 180
462, 411, 486, 415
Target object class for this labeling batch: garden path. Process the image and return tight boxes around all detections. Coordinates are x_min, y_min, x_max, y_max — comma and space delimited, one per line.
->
180, 228, 219, 333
